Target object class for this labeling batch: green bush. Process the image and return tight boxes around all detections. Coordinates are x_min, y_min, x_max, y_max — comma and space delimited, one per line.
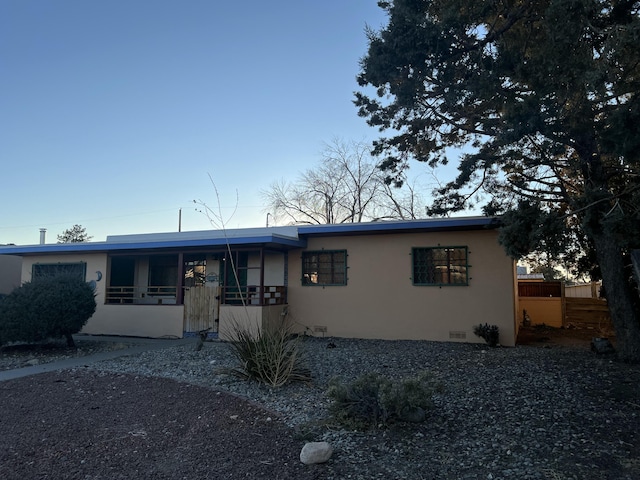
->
327, 372, 439, 429
221, 317, 311, 387
473, 323, 500, 347
0, 274, 96, 347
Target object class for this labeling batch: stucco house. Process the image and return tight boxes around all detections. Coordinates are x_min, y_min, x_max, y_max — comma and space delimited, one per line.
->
0, 217, 519, 345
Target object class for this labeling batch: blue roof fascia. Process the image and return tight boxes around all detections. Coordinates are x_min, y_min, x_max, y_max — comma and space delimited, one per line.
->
0, 234, 307, 256
297, 216, 500, 237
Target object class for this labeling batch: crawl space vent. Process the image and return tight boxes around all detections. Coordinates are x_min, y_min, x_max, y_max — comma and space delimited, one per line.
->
449, 331, 467, 340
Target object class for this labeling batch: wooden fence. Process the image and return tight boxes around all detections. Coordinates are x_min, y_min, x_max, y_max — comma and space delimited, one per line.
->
518, 281, 562, 297
564, 297, 611, 327
518, 281, 612, 328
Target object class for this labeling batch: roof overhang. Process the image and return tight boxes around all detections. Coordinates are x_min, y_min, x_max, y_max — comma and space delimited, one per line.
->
297, 216, 500, 237
0, 216, 500, 257
0, 232, 307, 257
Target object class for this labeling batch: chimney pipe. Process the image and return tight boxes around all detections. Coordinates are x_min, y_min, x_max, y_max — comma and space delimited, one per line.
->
39, 228, 46, 245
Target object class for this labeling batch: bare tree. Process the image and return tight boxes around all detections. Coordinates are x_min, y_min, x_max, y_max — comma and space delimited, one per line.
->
263, 139, 425, 225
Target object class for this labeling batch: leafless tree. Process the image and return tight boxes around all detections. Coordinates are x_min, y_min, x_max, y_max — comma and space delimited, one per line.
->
262, 139, 426, 225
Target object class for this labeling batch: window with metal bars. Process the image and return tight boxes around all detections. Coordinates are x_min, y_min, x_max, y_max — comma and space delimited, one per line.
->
412, 247, 468, 286
301, 250, 347, 286
32, 262, 87, 281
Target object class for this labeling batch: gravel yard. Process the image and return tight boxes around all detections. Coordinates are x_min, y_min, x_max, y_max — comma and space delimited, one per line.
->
1, 334, 639, 479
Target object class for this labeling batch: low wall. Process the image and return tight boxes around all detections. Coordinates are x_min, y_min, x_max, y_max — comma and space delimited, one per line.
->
519, 297, 563, 328
217, 305, 290, 341
83, 304, 184, 338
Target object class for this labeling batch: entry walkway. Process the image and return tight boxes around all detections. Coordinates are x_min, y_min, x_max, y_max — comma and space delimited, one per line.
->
0, 335, 194, 382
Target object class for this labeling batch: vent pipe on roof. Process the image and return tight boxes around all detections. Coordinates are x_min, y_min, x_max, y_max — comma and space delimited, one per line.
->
39, 228, 46, 245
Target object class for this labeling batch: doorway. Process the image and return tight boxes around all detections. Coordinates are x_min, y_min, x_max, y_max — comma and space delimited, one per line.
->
183, 256, 221, 335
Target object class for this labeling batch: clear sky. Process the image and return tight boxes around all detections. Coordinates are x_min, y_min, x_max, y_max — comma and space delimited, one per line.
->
1, 0, 398, 245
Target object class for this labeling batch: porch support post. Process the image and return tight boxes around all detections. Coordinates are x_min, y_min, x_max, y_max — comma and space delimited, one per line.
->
259, 247, 265, 305
177, 253, 184, 305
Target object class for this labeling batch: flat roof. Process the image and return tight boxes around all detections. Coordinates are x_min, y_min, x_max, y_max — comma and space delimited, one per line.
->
297, 216, 499, 236
0, 228, 306, 256
0, 216, 499, 256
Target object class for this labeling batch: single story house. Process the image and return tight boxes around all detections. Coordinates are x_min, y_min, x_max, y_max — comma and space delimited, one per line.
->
0, 217, 519, 346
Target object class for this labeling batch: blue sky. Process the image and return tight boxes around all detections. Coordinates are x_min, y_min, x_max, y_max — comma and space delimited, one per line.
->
1, 1, 426, 245
1, 1, 394, 245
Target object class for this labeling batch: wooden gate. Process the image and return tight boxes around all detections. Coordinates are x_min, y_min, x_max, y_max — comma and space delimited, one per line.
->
183, 286, 220, 334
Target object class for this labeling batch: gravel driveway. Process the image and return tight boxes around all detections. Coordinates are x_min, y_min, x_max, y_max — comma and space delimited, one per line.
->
1, 335, 639, 479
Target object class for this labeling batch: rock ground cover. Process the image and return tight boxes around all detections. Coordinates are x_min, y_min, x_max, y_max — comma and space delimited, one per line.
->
0, 330, 638, 479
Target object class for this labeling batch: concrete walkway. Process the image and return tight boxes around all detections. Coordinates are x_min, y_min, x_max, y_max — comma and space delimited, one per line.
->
0, 335, 195, 382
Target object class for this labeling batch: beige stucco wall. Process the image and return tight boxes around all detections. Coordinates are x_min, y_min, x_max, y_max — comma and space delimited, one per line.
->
218, 304, 263, 340
0, 255, 22, 294
21, 253, 107, 297
217, 304, 288, 341
519, 297, 563, 328
246, 251, 286, 286
84, 304, 184, 338
20, 253, 184, 338
513, 263, 520, 338
287, 229, 517, 346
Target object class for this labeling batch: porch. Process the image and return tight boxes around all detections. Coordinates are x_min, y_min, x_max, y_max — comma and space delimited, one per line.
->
103, 247, 290, 337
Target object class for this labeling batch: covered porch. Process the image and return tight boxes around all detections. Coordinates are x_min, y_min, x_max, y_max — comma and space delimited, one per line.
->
103, 246, 290, 337
80, 226, 305, 338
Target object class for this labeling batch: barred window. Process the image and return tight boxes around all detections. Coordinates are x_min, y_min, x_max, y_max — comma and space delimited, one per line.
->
32, 262, 87, 281
412, 247, 468, 286
302, 250, 347, 286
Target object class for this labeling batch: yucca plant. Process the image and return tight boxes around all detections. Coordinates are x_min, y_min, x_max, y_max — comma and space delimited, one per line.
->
221, 316, 311, 388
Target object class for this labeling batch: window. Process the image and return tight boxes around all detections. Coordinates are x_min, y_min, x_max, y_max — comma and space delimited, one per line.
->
412, 247, 468, 286
148, 255, 178, 287
302, 250, 347, 286
184, 258, 206, 288
32, 262, 86, 281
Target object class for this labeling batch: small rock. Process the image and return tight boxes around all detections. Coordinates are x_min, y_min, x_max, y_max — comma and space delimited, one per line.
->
591, 337, 615, 354
300, 441, 333, 465
25, 359, 40, 366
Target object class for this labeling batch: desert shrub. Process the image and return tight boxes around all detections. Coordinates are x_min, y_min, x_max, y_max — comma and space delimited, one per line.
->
0, 274, 96, 347
327, 372, 439, 429
473, 323, 500, 347
221, 317, 311, 387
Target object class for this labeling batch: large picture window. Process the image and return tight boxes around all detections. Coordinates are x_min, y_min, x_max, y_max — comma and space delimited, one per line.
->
302, 250, 347, 286
32, 262, 86, 281
412, 247, 468, 286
